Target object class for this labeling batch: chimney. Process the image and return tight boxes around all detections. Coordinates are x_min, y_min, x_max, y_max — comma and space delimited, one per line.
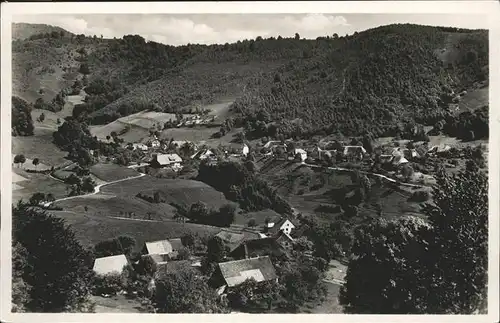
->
243, 242, 249, 259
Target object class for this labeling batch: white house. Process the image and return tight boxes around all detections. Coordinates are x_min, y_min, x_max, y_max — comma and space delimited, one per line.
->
191, 149, 214, 160
267, 218, 296, 235
242, 144, 250, 157
293, 148, 308, 162
343, 146, 367, 157
151, 153, 183, 171
93, 254, 129, 276
132, 143, 149, 151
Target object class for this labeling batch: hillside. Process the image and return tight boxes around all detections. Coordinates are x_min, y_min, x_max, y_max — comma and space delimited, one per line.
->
12, 23, 72, 41
12, 23, 488, 140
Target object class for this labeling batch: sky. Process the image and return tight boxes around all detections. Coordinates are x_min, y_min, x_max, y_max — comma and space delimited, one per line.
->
12, 13, 489, 45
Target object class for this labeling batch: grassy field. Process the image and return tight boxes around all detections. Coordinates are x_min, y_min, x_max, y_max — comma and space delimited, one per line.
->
101, 175, 230, 210
50, 209, 220, 249
90, 163, 142, 182
12, 155, 51, 172
91, 295, 145, 313
12, 168, 69, 203
54, 195, 178, 221
12, 128, 69, 167
302, 282, 343, 314
458, 87, 489, 112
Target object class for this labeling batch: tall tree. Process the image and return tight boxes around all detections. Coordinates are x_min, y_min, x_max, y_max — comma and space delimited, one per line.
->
340, 165, 488, 314
12, 202, 95, 312
423, 166, 488, 314
153, 269, 227, 313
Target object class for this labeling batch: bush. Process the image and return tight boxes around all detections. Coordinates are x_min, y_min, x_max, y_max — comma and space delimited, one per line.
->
92, 273, 124, 296
409, 190, 431, 202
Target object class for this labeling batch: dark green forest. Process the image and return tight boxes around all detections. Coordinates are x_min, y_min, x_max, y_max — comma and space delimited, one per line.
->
12, 23, 488, 140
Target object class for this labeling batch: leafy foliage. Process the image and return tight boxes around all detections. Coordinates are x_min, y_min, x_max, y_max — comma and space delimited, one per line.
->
12, 96, 34, 136
152, 268, 228, 313
12, 202, 95, 312
340, 166, 488, 314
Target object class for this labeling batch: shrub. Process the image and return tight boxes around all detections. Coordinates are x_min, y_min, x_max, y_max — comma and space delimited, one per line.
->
92, 273, 124, 296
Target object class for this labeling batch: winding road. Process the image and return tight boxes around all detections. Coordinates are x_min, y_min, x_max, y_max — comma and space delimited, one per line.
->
47, 172, 146, 206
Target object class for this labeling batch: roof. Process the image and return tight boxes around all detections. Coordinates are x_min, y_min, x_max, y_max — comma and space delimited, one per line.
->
144, 238, 183, 255
93, 254, 129, 276
155, 260, 193, 277
155, 154, 183, 165
392, 155, 409, 165
216, 230, 246, 251
343, 146, 367, 155
218, 256, 277, 287
230, 237, 286, 260
294, 148, 307, 155
268, 218, 295, 234
191, 149, 214, 159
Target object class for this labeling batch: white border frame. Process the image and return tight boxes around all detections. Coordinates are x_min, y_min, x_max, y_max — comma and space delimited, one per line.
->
1, 2, 499, 323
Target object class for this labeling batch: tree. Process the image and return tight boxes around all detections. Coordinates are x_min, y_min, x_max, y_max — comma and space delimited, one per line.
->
217, 203, 236, 227
340, 166, 488, 314
422, 166, 488, 314
79, 63, 91, 75
152, 269, 227, 313
12, 242, 31, 312
14, 154, 26, 168
294, 33, 300, 40
181, 233, 196, 249
12, 202, 95, 312
29, 192, 46, 206
340, 216, 433, 314
39, 112, 45, 123
32, 158, 40, 170
12, 96, 35, 136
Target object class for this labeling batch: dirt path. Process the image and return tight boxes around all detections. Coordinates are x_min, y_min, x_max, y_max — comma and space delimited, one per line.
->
49, 173, 146, 205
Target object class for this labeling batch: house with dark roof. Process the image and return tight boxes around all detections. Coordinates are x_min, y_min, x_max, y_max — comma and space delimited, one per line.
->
229, 237, 289, 262
209, 256, 278, 293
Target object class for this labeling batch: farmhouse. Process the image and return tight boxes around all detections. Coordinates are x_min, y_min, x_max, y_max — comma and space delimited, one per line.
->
210, 256, 278, 293
93, 254, 129, 276
150, 153, 183, 171
215, 230, 247, 252
427, 144, 452, 155
142, 238, 184, 265
293, 148, 308, 162
266, 217, 296, 236
131, 143, 148, 151
242, 144, 250, 157
191, 149, 214, 160
343, 146, 367, 160
229, 237, 288, 261
275, 230, 294, 250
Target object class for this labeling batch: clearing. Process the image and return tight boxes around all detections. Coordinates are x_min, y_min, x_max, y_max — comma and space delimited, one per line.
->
90, 163, 144, 182
12, 128, 69, 168
91, 295, 146, 313
100, 175, 231, 210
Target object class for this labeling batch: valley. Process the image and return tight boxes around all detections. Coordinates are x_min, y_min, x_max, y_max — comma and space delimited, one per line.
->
10, 20, 489, 315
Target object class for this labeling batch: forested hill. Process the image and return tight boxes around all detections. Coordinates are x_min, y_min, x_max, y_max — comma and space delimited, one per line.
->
12, 23, 488, 138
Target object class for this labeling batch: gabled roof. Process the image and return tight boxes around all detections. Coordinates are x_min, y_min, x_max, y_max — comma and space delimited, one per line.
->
268, 218, 295, 234
294, 148, 307, 155
392, 155, 409, 165
155, 260, 193, 277
93, 254, 128, 276
191, 149, 214, 159
218, 256, 277, 287
154, 154, 182, 165
216, 230, 246, 251
229, 237, 287, 260
144, 238, 183, 255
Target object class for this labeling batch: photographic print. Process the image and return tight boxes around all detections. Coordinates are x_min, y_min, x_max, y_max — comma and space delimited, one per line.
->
1, 1, 498, 321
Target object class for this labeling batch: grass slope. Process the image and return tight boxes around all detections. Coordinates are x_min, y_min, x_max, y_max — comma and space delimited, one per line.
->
12, 127, 69, 167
